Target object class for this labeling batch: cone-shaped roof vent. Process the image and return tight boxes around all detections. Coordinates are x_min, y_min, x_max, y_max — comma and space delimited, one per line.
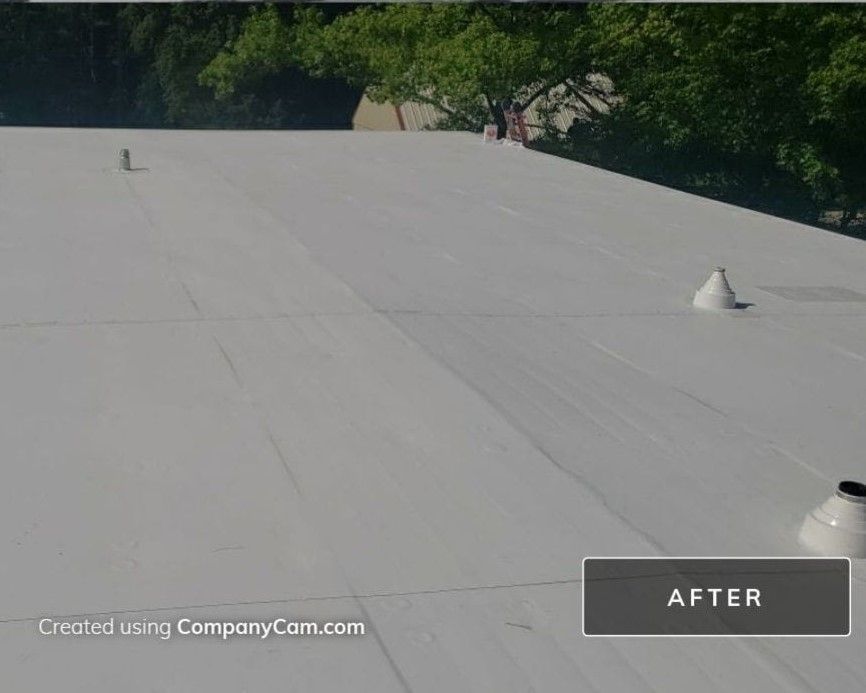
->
693, 267, 736, 310
799, 481, 866, 557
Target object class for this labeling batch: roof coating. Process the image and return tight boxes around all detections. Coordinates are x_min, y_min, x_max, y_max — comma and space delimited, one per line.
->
1, 127, 864, 692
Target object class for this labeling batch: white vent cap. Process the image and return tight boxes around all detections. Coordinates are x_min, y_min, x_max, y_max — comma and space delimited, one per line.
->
799, 481, 866, 558
694, 267, 737, 310
119, 148, 131, 171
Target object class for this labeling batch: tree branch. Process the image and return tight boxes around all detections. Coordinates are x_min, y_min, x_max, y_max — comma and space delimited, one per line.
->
564, 82, 611, 116
412, 92, 457, 118
522, 80, 563, 110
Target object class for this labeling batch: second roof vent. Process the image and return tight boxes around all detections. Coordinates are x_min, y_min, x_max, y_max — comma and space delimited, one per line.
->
799, 481, 866, 558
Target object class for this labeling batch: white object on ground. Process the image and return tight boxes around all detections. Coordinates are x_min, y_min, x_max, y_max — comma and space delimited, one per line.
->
693, 267, 737, 310
799, 481, 866, 558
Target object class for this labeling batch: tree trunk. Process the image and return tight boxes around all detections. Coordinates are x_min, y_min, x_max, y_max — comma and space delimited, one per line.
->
485, 94, 507, 138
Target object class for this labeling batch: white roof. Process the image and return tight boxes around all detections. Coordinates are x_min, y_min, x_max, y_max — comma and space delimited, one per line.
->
1, 127, 864, 691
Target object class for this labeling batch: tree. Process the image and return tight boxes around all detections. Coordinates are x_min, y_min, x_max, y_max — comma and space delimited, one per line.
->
134, 3, 363, 130
201, 4, 593, 132
0, 4, 136, 126
568, 4, 866, 226
121, 4, 294, 128
0, 4, 358, 131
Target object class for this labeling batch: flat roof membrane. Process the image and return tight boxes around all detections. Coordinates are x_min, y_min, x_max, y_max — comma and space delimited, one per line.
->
1, 128, 864, 692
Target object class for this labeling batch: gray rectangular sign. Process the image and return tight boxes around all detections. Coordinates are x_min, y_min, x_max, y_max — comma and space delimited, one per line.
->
583, 557, 851, 636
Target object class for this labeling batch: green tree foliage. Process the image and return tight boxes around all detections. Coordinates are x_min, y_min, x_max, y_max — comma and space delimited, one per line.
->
122, 4, 358, 129
120, 4, 251, 126
0, 4, 136, 126
199, 5, 295, 102
200, 4, 592, 130
0, 4, 358, 130
556, 5, 866, 226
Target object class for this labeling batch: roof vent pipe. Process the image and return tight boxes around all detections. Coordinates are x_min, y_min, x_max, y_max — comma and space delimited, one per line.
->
119, 148, 131, 172
693, 267, 737, 310
798, 481, 866, 558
